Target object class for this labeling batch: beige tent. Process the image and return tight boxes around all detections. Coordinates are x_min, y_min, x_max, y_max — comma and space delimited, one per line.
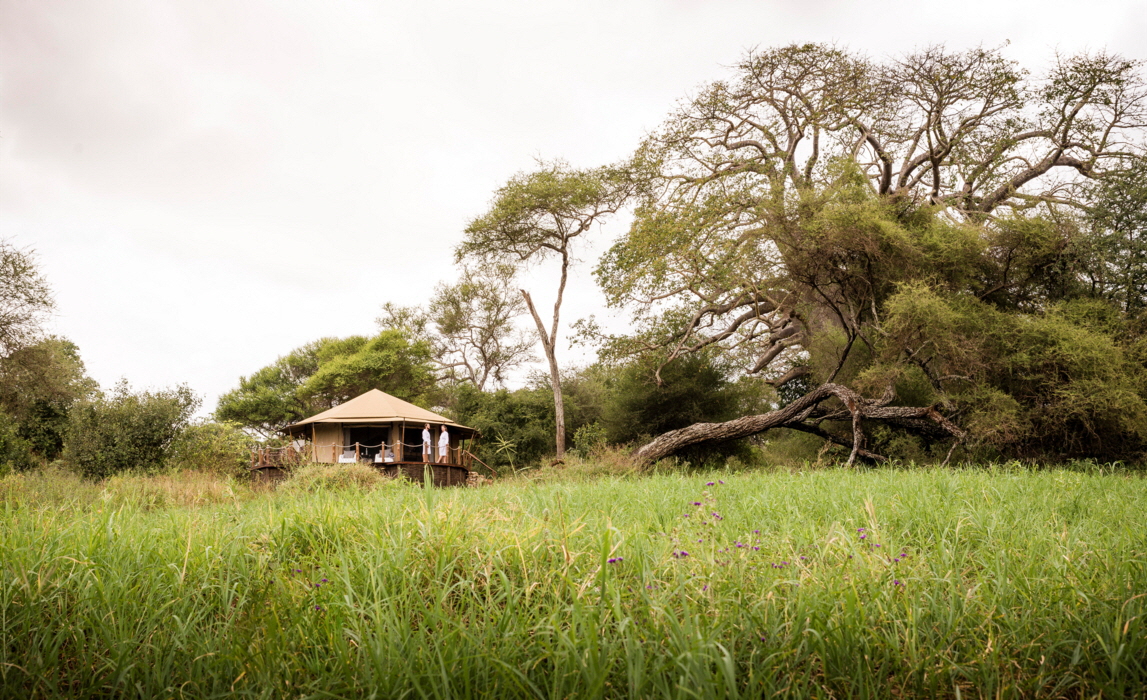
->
284, 389, 478, 466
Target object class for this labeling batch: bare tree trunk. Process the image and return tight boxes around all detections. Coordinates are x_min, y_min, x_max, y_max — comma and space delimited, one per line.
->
522, 287, 567, 458
633, 382, 965, 465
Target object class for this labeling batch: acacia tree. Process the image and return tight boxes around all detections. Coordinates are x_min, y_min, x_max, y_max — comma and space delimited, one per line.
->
592, 44, 1147, 463
378, 264, 535, 391
459, 162, 632, 457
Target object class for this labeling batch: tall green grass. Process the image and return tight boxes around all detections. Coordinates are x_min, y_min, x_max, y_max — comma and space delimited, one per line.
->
1, 466, 1144, 698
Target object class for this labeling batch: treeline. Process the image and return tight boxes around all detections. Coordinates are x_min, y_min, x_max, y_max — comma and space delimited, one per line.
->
6, 43, 1147, 476
215, 331, 771, 470
221, 43, 1147, 468
0, 241, 255, 478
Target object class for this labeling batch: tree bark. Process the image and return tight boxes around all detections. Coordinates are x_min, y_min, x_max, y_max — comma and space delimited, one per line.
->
522, 288, 566, 458
633, 382, 965, 465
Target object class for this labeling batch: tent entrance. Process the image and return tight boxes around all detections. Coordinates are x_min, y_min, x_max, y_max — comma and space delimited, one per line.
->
346, 426, 388, 460
403, 427, 427, 461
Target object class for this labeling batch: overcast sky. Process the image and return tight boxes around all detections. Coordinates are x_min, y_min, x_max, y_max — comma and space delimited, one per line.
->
2, 0, 1145, 414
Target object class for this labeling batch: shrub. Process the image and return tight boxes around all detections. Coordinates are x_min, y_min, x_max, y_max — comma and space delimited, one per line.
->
599, 353, 770, 463
63, 382, 199, 479
167, 421, 257, 477
0, 411, 35, 475
445, 383, 556, 470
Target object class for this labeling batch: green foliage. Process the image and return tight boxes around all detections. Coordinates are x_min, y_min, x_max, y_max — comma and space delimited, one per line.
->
445, 383, 556, 470
63, 381, 200, 479
0, 411, 35, 475
216, 330, 436, 436
0, 240, 55, 356
869, 285, 1147, 461
601, 353, 764, 444
0, 337, 96, 458
458, 163, 633, 267
301, 330, 436, 406
214, 342, 322, 436
166, 421, 258, 477
1088, 157, 1147, 311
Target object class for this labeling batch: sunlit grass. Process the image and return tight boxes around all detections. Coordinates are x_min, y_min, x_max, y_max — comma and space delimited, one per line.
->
1, 466, 1144, 698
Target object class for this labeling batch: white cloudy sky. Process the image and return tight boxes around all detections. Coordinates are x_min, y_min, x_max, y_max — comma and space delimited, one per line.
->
2, 0, 1145, 414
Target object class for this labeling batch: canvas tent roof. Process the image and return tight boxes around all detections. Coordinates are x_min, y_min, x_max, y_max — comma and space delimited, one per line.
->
284, 389, 473, 433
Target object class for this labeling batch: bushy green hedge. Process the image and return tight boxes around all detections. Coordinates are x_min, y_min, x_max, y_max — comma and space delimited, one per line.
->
63, 382, 199, 479
166, 421, 257, 477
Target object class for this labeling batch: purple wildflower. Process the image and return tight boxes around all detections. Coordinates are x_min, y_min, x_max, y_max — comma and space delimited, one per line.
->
718, 480, 725, 484
702, 585, 709, 592
607, 557, 623, 564
692, 501, 702, 506
752, 546, 760, 551
673, 550, 690, 558
753, 530, 760, 534
799, 556, 807, 560
893, 579, 904, 587
321, 578, 328, 583
294, 569, 302, 573
875, 544, 881, 548
706, 481, 715, 486
859, 534, 867, 540
314, 605, 322, 611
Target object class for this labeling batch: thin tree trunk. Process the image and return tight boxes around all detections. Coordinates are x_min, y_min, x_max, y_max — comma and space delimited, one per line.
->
522, 288, 567, 458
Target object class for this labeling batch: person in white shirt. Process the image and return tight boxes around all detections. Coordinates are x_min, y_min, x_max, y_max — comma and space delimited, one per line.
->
438, 425, 450, 464
422, 424, 431, 463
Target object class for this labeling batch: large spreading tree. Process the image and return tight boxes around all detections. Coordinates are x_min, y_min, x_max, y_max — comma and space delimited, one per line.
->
589, 44, 1147, 463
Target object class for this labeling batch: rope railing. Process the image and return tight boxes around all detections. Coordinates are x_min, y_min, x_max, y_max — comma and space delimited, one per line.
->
252, 440, 475, 469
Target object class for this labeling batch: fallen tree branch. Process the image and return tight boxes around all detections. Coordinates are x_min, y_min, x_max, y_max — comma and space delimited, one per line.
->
632, 382, 965, 466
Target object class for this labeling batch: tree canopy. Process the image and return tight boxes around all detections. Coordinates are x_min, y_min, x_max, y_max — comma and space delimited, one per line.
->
215, 330, 435, 437
591, 44, 1147, 463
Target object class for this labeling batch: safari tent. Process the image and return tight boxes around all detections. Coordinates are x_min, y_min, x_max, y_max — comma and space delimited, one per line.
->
253, 389, 479, 486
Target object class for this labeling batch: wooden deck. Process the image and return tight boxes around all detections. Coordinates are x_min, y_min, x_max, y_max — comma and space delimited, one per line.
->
249, 460, 470, 488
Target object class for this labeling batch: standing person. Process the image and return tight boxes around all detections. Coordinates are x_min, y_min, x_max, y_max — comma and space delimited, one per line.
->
422, 423, 431, 463
438, 425, 450, 464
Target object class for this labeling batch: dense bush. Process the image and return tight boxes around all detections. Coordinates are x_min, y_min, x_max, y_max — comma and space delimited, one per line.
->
601, 352, 767, 444
166, 421, 257, 477
446, 383, 557, 470
0, 412, 35, 475
0, 337, 95, 459
63, 382, 199, 479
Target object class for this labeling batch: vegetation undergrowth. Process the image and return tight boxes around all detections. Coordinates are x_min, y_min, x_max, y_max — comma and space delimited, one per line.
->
1, 465, 1145, 698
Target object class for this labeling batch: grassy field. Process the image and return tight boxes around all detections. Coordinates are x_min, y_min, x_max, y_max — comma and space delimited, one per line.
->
1, 465, 1145, 699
